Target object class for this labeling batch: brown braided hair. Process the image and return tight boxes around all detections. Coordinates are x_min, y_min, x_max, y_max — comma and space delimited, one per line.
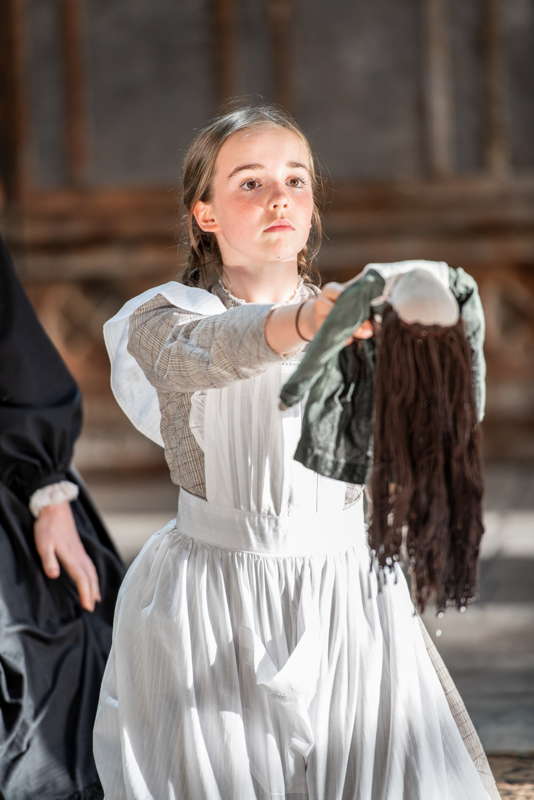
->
368, 304, 484, 615
179, 102, 322, 290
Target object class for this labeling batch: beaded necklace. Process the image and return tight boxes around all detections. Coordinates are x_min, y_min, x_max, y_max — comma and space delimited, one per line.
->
216, 273, 304, 306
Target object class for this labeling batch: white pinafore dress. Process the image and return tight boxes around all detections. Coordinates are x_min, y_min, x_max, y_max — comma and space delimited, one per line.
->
94, 283, 491, 800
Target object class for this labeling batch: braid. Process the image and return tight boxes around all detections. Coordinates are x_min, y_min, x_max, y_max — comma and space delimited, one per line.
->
181, 221, 221, 288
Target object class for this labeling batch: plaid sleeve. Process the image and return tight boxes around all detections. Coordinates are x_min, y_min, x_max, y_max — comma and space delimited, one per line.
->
127, 293, 302, 392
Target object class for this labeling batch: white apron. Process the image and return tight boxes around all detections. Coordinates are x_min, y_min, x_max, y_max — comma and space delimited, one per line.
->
94, 285, 491, 800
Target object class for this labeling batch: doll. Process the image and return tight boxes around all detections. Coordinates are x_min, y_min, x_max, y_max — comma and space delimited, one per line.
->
280, 262, 485, 614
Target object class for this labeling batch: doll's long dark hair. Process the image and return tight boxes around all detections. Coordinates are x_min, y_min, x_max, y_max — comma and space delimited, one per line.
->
368, 303, 484, 615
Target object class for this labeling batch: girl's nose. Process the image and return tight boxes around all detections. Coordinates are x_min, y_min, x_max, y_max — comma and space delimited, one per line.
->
269, 185, 289, 209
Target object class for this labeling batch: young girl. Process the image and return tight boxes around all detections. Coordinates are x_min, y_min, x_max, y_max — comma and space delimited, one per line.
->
93, 106, 497, 799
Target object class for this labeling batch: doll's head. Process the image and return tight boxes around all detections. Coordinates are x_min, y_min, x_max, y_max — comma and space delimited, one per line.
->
180, 104, 323, 289
368, 270, 484, 615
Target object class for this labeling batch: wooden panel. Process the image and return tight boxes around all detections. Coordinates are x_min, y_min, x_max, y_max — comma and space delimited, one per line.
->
484, 0, 509, 175
25, 1, 66, 189
60, 0, 87, 187
478, 261, 534, 460
503, 0, 534, 169
448, 0, 485, 173
293, 0, 424, 180
423, 0, 454, 177
235, 1, 273, 102
83, 0, 213, 186
266, 0, 295, 111
214, 0, 237, 105
1, 0, 28, 203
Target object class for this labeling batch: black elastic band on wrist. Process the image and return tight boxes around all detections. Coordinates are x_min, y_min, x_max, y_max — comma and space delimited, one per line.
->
295, 300, 313, 342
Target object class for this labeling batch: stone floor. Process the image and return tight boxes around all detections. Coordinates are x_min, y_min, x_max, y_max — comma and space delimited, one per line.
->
489, 755, 534, 799
88, 462, 534, 795
420, 464, 534, 756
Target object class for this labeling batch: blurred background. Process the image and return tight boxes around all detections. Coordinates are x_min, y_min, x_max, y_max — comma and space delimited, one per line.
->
1, 0, 533, 791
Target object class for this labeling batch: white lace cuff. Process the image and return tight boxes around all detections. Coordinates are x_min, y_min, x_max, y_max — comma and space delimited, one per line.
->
29, 480, 79, 518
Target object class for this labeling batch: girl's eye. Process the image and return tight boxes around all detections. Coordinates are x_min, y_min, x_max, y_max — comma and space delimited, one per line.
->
240, 179, 260, 191
240, 176, 307, 191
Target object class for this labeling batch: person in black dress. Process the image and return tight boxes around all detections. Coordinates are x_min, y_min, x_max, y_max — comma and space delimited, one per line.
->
0, 236, 124, 799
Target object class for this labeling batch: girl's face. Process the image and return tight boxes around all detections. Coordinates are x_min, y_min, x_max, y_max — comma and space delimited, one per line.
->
194, 125, 314, 268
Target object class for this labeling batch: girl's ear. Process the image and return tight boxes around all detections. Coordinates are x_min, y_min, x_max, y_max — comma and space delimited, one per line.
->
193, 200, 219, 233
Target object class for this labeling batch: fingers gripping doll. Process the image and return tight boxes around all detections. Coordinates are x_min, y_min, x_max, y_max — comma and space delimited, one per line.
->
279, 260, 486, 615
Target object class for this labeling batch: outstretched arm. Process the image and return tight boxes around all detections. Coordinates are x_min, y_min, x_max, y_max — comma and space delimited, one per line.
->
127, 294, 302, 393
127, 282, 370, 394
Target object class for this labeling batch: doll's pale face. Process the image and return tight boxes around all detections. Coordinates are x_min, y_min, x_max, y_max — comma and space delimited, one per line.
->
193, 125, 314, 269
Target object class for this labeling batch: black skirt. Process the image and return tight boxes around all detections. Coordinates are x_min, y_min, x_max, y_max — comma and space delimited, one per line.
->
0, 471, 124, 800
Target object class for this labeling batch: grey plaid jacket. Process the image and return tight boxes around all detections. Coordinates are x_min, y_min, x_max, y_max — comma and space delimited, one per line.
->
126, 277, 499, 798
127, 280, 363, 507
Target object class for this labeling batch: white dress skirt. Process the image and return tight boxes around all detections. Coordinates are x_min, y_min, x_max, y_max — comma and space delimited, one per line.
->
94, 323, 491, 799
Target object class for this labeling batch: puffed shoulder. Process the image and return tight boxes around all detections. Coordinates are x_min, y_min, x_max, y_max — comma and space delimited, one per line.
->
105, 281, 226, 332
103, 282, 227, 446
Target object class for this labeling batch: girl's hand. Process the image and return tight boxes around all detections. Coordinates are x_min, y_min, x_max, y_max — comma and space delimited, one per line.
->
299, 281, 374, 345
34, 501, 101, 611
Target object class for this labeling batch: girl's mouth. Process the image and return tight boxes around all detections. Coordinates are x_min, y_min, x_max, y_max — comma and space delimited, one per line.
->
264, 218, 295, 232
264, 224, 294, 232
